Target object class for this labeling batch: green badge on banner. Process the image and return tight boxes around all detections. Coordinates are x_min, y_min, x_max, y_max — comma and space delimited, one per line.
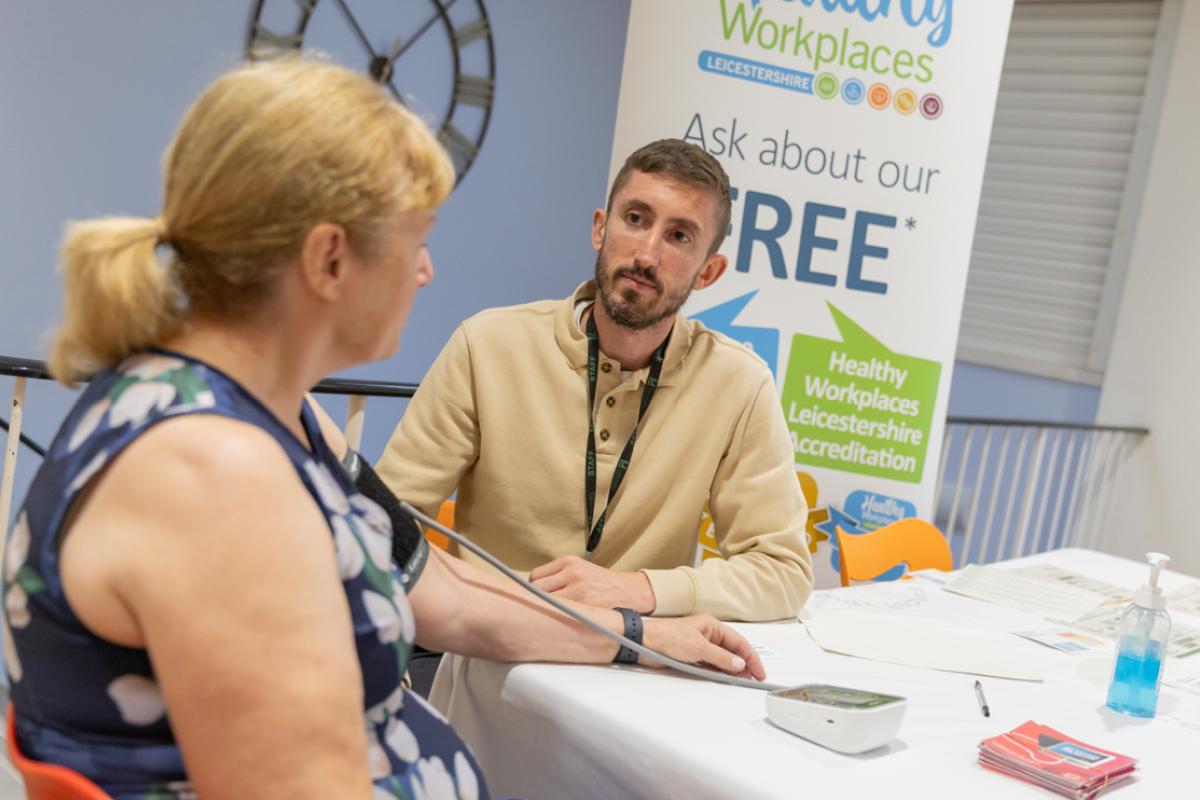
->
782, 304, 941, 483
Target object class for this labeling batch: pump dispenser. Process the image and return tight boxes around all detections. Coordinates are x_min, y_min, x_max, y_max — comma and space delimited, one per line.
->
1106, 552, 1171, 717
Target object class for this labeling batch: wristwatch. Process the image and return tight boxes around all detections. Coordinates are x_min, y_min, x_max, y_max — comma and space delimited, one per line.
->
612, 607, 643, 664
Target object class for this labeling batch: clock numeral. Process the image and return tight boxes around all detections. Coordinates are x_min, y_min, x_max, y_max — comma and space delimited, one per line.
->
439, 122, 479, 165
250, 23, 302, 59
454, 75, 494, 108
453, 20, 490, 48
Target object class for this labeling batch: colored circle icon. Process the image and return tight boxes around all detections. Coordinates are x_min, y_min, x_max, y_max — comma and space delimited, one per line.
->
920, 93, 943, 120
894, 88, 917, 115
867, 83, 891, 110
814, 72, 839, 100
841, 77, 865, 105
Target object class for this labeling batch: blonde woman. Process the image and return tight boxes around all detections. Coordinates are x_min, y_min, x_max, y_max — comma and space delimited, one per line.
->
1, 59, 763, 799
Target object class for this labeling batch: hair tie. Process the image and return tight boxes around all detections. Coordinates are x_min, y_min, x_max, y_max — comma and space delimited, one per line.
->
153, 216, 169, 244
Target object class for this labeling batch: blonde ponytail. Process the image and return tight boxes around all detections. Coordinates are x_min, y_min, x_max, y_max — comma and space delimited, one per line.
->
48, 216, 181, 386
47, 58, 452, 386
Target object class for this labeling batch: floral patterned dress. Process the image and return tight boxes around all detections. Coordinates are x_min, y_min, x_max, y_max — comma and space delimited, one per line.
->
2, 351, 489, 800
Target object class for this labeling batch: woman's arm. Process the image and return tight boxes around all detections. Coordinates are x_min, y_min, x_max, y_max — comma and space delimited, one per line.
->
305, 395, 764, 678
60, 415, 373, 800
409, 546, 765, 680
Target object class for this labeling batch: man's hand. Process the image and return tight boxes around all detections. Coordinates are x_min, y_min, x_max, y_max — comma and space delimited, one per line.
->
529, 555, 657, 614
643, 615, 766, 681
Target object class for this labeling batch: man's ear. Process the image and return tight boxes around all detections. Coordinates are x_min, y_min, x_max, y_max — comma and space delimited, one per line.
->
299, 223, 351, 301
693, 252, 728, 290
591, 208, 607, 253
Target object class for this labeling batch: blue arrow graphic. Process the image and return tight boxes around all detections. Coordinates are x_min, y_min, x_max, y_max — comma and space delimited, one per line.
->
690, 291, 780, 378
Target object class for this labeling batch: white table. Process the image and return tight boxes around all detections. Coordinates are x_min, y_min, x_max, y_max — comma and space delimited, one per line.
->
430, 550, 1200, 799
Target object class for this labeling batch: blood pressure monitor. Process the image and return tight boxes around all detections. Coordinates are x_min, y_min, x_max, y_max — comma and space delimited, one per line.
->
765, 684, 907, 754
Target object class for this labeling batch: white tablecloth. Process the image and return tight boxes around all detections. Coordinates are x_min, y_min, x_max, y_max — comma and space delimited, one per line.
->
430, 549, 1200, 799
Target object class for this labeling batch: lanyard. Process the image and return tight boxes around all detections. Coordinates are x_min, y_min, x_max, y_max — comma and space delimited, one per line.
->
584, 311, 670, 552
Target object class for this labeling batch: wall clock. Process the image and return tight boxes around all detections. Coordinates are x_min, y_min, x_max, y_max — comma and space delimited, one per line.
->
247, 0, 496, 187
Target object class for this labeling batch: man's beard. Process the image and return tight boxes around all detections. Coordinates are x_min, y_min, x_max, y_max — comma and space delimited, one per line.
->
594, 248, 693, 331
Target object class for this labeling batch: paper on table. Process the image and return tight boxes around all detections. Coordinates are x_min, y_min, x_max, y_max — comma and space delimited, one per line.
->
805, 581, 931, 613
1071, 600, 1200, 658
800, 608, 1046, 681
1014, 629, 1109, 654
1009, 564, 1131, 602
944, 564, 1108, 622
1168, 583, 1200, 618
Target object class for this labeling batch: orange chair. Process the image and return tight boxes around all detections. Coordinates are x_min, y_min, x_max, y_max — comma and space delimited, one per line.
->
6, 705, 112, 800
836, 518, 952, 587
424, 499, 454, 551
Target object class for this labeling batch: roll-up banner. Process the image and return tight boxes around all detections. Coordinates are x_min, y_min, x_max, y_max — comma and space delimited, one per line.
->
609, 0, 1014, 588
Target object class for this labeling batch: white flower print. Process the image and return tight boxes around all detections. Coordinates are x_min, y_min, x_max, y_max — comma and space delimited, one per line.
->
332, 515, 365, 581
164, 782, 198, 800
68, 451, 109, 494
354, 511, 393, 574
384, 715, 420, 764
365, 684, 406, 726
409, 691, 451, 726
351, 494, 392, 532
3, 613, 22, 683
110, 382, 177, 429
5, 512, 30, 581
191, 389, 216, 409
362, 589, 402, 644
68, 398, 111, 452
366, 728, 392, 779
122, 354, 185, 381
412, 756, 457, 800
5, 584, 29, 629
455, 751, 480, 800
304, 461, 351, 515
107, 674, 166, 725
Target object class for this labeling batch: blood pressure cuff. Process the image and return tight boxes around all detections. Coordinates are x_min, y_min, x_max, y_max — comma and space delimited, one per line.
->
340, 449, 429, 592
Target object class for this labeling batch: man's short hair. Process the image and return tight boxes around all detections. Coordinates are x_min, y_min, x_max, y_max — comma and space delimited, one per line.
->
606, 139, 732, 255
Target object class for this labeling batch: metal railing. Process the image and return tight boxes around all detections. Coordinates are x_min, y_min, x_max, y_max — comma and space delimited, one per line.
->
932, 419, 1148, 568
3, 355, 1149, 568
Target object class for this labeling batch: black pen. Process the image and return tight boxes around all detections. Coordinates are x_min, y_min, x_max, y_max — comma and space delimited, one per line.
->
974, 680, 990, 717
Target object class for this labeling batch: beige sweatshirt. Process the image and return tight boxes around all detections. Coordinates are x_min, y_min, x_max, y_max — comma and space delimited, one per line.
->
376, 281, 812, 621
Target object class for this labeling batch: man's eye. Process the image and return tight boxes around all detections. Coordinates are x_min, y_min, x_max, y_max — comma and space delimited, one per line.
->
626, 211, 642, 224
674, 230, 692, 243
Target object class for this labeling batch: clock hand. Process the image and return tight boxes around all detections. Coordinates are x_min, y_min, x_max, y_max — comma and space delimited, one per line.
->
331, 0, 408, 104
332, 0, 381, 63
383, 0, 461, 69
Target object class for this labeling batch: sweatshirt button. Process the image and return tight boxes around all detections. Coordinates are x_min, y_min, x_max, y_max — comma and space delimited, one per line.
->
605, 397, 615, 408
599, 429, 610, 442
601, 362, 612, 373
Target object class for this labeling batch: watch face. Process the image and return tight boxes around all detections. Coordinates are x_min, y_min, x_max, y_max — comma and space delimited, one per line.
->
247, 0, 495, 187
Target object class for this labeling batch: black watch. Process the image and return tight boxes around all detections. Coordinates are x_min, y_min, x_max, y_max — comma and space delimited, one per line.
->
612, 607, 643, 664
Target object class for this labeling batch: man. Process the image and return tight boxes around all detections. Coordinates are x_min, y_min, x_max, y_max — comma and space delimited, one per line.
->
377, 139, 811, 622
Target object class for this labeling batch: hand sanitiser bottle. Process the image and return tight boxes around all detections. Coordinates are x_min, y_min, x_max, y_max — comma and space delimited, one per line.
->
1106, 552, 1171, 717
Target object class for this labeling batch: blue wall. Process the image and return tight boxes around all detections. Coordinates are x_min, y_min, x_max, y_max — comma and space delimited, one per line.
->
0, 0, 633, 506
1, 1, 1099, 523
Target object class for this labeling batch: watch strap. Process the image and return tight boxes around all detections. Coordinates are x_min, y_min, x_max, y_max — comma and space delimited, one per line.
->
612, 607, 643, 664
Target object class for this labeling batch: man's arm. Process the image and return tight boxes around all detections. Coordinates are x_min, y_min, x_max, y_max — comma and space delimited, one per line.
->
375, 324, 480, 516
643, 375, 813, 621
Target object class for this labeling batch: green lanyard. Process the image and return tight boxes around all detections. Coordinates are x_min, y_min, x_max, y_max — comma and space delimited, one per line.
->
584, 312, 670, 553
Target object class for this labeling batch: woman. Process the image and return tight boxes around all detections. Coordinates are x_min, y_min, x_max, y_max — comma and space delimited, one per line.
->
2, 58, 763, 799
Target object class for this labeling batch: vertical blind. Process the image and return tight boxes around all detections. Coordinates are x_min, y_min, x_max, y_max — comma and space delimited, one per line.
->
957, 0, 1164, 384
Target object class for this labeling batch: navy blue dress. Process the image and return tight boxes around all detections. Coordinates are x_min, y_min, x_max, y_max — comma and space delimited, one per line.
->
2, 351, 489, 799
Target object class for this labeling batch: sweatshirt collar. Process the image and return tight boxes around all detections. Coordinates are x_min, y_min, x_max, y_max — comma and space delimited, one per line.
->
555, 280, 693, 387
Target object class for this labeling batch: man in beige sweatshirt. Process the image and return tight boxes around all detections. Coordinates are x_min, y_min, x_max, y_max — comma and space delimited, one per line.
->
377, 139, 811, 622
